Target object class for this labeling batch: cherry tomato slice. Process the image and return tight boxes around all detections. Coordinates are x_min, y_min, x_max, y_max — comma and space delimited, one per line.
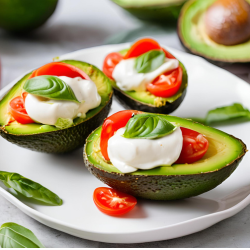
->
124, 38, 161, 59
102, 52, 123, 80
146, 66, 182, 98
28, 62, 90, 80
9, 96, 34, 124
100, 110, 141, 161
124, 38, 176, 59
93, 187, 137, 216
175, 127, 209, 164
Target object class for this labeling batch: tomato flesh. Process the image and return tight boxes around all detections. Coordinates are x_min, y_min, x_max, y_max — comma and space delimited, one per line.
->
102, 52, 123, 80
9, 96, 34, 124
93, 187, 137, 216
28, 62, 90, 80
100, 110, 141, 161
175, 127, 209, 164
147, 66, 182, 98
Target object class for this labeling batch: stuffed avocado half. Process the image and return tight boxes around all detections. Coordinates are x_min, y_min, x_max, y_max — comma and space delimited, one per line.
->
111, 0, 187, 23
178, 0, 250, 63
103, 38, 188, 114
0, 60, 113, 153
84, 111, 247, 200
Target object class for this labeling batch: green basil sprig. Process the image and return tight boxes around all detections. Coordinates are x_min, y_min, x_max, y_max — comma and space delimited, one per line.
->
135, 50, 165, 73
0, 222, 44, 248
190, 103, 250, 126
0, 171, 62, 206
123, 114, 177, 139
23, 75, 80, 103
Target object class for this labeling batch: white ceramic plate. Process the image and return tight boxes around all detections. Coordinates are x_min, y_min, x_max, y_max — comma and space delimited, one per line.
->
1, 44, 250, 244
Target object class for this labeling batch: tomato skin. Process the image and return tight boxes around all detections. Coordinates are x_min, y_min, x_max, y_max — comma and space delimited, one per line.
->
102, 52, 123, 80
9, 96, 34, 124
124, 38, 161, 59
28, 62, 90, 80
175, 127, 209, 164
100, 110, 141, 161
147, 66, 183, 98
93, 187, 137, 216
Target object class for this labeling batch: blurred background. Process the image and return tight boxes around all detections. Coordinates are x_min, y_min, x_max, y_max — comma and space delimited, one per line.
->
1, 0, 249, 90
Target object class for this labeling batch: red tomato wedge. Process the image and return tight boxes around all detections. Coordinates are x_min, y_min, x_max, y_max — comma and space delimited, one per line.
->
28, 62, 90, 80
124, 38, 161, 59
147, 66, 183, 98
9, 96, 34, 124
102, 52, 123, 80
93, 187, 137, 216
100, 110, 142, 161
175, 127, 209, 164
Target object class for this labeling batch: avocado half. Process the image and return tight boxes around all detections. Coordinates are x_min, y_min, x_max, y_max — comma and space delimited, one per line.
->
84, 115, 247, 200
111, 49, 188, 114
178, 0, 250, 63
0, 60, 113, 154
111, 0, 187, 23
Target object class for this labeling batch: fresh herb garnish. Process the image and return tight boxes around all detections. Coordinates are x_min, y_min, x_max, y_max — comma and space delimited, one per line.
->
0, 171, 62, 206
0, 222, 44, 248
123, 114, 176, 139
135, 50, 165, 73
190, 103, 250, 126
23, 75, 80, 103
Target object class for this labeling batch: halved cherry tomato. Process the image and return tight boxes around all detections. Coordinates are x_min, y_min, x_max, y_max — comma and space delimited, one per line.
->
147, 66, 183, 98
9, 96, 34, 124
102, 52, 123, 80
175, 127, 209, 164
124, 38, 176, 59
93, 187, 137, 216
100, 110, 141, 161
124, 38, 161, 59
28, 62, 90, 80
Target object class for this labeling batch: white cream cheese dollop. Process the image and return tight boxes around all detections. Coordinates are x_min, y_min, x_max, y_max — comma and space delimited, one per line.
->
112, 58, 179, 92
107, 127, 183, 173
25, 76, 101, 125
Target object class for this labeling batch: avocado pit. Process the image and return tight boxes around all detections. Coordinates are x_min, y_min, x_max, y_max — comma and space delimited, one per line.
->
205, 0, 250, 46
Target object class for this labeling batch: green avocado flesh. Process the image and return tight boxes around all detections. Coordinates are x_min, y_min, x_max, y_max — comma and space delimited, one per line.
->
0, 60, 112, 135
178, 0, 250, 62
112, 50, 188, 108
84, 115, 246, 199
111, 0, 187, 23
0, 60, 113, 153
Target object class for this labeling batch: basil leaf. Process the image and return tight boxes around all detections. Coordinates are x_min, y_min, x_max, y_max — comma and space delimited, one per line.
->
135, 50, 165, 73
205, 103, 250, 125
123, 114, 176, 139
0, 171, 62, 206
23, 75, 80, 103
0, 222, 44, 248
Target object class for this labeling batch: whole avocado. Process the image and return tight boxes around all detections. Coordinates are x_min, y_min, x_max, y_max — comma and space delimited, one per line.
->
0, 0, 58, 33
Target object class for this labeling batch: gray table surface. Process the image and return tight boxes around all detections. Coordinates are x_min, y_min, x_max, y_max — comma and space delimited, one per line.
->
0, 0, 250, 247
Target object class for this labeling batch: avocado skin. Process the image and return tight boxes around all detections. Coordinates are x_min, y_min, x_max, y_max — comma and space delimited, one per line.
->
84, 146, 244, 200
113, 86, 187, 114
0, 94, 112, 154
